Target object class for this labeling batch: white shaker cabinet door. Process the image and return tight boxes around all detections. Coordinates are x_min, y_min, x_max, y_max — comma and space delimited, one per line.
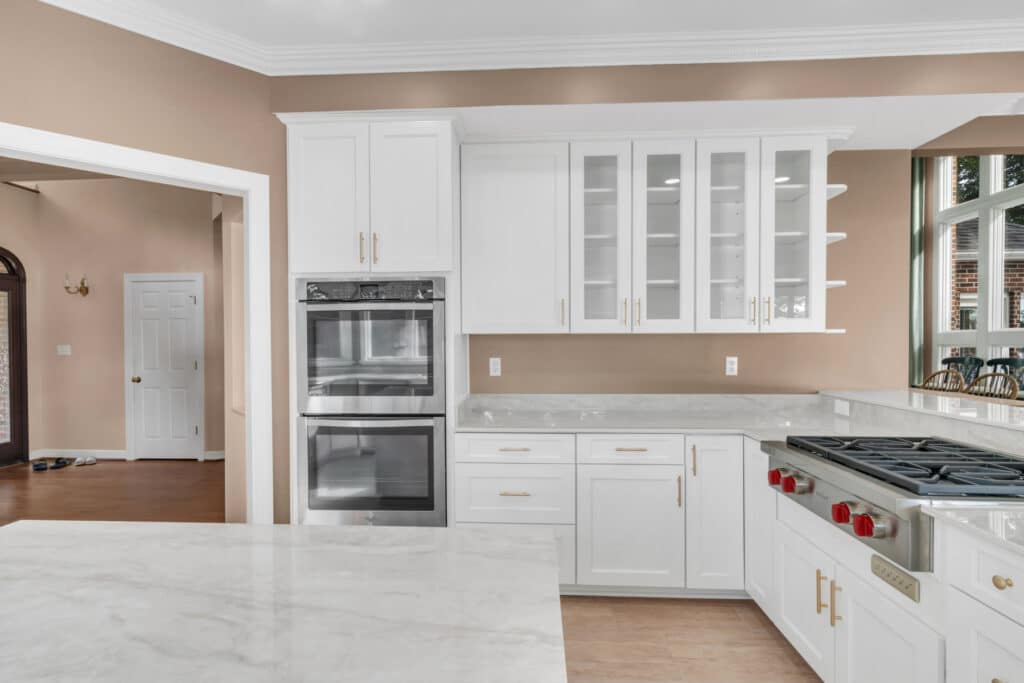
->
685, 435, 745, 590
287, 122, 370, 274
833, 565, 944, 683
461, 143, 570, 333
369, 121, 454, 272
743, 437, 777, 617
577, 464, 685, 588
946, 587, 1024, 683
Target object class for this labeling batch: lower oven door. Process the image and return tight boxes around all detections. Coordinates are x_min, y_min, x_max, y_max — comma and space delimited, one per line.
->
299, 416, 446, 527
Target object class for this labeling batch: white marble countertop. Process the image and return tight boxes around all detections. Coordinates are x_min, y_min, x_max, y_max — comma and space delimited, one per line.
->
823, 389, 1024, 433
0, 521, 567, 683
924, 503, 1024, 555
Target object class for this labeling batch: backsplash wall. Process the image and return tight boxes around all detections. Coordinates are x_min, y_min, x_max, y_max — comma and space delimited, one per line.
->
470, 150, 911, 394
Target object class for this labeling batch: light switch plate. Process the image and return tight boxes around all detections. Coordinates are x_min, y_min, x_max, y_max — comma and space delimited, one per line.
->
725, 356, 738, 376
56, 344, 72, 357
489, 357, 502, 377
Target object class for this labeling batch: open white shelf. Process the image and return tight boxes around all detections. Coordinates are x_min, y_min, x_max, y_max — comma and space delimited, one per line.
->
825, 328, 847, 335
647, 279, 680, 286
826, 280, 847, 289
827, 184, 848, 200
827, 232, 848, 245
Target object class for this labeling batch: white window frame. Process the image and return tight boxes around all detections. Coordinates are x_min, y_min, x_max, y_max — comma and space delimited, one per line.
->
932, 155, 1024, 371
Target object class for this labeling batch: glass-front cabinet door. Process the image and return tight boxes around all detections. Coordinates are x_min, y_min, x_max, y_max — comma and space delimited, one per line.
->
632, 140, 695, 332
759, 136, 827, 333
570, 141, 632, 332
695, 138, 760, 332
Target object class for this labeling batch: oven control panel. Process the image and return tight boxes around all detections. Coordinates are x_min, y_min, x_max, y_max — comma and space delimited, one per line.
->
870, 554, 920, 603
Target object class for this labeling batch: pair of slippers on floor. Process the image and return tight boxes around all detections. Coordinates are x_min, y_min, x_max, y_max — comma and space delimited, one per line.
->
32, 456, 97, 471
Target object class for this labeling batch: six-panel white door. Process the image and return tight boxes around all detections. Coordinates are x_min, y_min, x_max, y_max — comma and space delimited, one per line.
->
577, 464, 685, 587
461, 142, 570, 333
128, 278, 203, 460
743, 437, 777, 617
570, 141, 633, 333
287, 121, 370, 274
632, 139, 696, 332
695, 137, 761, 332
369, 121, 453, 272
685, 435, 745, 589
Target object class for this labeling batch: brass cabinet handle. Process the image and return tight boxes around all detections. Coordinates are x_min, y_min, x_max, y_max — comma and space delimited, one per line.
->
677, 474, 682, 508
498, 447, 531, 453
993, 678, 1005, 683
359, 232, 365, 263
816, 569, 829, 614
499, 491, 531, 497
561, 298, 566, 326
764, 296, 772, 324
372, 232, 379, 264
992, 575, 1015, 590
130, 376, 142, 384
623, 298, 628, 326
636, 298, 641, 326
830, 580, 842, 627
691, 445, 697, 476
750, 297, 757, 324
615, 447, 649, 453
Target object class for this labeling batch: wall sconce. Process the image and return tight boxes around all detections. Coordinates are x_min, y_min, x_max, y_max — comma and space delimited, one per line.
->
64, 273, 89, 297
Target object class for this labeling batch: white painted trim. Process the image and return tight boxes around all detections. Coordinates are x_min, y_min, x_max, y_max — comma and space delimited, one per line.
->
124, 273, 205, 462
37, 1, 1024, 76
561, 585, 749, 599
29, 448, 224, 461
0, 120, 273, 524
202, 451, 225, 461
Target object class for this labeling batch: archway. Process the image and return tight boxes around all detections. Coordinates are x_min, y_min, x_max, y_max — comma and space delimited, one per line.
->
0, 246, 27, 466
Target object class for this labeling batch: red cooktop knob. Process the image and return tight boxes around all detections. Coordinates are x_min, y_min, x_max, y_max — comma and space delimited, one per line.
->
852, 513, 876, 538
780, 475, 811, 494
767, 469, 783, 486
831, 502, 852, 524
781, 475, 797, 493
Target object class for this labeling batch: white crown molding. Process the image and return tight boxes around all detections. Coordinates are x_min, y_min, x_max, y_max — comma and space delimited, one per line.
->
42, 0, 1024, 76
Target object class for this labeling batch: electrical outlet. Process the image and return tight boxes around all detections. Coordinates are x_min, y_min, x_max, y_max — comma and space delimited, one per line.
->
489, 357, 502, 377
725, 356, 738, 376
834, 399, 851, 417
56, 344, 72, 357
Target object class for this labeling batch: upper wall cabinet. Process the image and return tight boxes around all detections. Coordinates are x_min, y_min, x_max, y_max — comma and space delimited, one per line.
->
284, 118, 456, 274
461, 143, 570, 334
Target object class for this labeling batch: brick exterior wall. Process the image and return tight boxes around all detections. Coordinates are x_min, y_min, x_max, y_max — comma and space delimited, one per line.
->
950, 258, 1024, 330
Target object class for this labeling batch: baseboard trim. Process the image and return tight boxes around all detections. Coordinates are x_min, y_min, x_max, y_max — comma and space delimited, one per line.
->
29, 448, 222, 462
201, 451, 225, 461
560, 585, 750, 600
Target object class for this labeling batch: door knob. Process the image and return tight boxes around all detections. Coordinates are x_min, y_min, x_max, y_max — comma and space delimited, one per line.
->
130, 376, 142, 383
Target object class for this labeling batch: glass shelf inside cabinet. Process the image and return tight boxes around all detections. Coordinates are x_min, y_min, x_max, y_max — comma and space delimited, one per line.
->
583, 155, 620, 321
772, 150, 812, 321
708, 152, 747, 320
644, 154, 683, 320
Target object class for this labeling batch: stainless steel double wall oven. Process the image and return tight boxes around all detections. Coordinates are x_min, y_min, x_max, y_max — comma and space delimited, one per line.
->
297, 278, 445, 526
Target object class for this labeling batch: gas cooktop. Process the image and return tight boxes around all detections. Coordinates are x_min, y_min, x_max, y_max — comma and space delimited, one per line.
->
786, 436, 1024, 497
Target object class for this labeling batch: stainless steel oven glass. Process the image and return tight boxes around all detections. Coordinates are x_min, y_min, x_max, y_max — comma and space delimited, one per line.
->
300, 417, 445, 527
298, 279, 444, 415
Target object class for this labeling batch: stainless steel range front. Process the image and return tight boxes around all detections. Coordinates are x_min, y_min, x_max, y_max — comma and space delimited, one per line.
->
297, 278, 446, 527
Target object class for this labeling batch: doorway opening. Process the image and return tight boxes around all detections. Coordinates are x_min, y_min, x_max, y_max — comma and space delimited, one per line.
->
0, 247, 27, 467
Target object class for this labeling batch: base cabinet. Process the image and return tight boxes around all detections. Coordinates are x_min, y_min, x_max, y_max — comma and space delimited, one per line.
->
947, 587, 1024, 683
743, 437, 776, 616
577, 464, 685, 587
685, 435, 745, 590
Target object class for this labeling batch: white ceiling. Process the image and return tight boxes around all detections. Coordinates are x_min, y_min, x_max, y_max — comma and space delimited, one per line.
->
41, 0, 1024, 75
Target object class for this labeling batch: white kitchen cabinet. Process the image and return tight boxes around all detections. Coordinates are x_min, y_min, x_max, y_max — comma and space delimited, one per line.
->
576, 433, 685, 465
369, 121, 454, 272
759, 136, 827, 333
743, 437, 776, 616
685, 435, 745, 590
577, 464, 685, 587
775, 522, 836, 682
286, 121, 370, 274
632, 140, 696, 332
571, 140, 633, 333
833, 565, 944, 683
454, 463, 575, 525
461, 142, 570, 333
947, 587, 1024, 683
695, 137, 760, 332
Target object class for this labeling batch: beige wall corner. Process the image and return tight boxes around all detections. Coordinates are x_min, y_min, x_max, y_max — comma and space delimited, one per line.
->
220, 195, 248, 523
915, 115, 1024, 157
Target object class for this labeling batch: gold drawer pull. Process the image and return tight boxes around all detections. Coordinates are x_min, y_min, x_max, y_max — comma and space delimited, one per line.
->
830, 580, 843, 627
992, 575, 1015, 590
692, 445, 697, 476
993, 678, 1005, 683
498, 447, 531, 453
615, 447, 649, 453
816, 569, 828, 614
499, 491, 531, 497
676, 475, 682, 508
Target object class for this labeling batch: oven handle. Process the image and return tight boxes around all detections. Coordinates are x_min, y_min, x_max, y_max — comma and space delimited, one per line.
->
305, 417, 441, 430
301, 302, 436, 312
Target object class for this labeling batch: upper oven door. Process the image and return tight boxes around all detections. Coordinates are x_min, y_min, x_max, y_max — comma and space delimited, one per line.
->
299, 301, 445, 415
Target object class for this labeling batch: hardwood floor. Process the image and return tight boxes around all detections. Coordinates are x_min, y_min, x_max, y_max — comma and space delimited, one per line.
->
0, 459, 224, 526
561, 596, 819, 683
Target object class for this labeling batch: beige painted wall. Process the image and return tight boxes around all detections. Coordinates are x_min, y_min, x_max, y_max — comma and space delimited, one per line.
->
5, 0, 1024, 519
470, 151, 912, 393
0, 178, 224, 453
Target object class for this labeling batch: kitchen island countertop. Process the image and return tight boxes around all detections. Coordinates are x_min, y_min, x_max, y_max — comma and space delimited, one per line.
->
0, 520, 567, 683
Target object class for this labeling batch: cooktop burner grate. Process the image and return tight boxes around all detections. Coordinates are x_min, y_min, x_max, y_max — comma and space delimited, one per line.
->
785, 436, 1024, 496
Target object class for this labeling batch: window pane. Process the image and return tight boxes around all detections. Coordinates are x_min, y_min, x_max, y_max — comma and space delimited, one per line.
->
1005, 154, 1024, 190
997, 200, 1024, 329
945, 155, 980, 207
948, 217, 979, 331
0, 291, 9, 444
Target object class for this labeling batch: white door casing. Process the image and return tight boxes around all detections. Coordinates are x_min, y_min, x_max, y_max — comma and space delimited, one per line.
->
125, 274, 204, 460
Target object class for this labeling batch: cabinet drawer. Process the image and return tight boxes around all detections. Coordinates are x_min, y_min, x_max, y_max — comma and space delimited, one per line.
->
458, 523, 576, 585
947, 587, 1024, 683
454, 464, 575, 524
454, 434, 575, 464
577, 434, 685, 465
946, 526, 1024, 626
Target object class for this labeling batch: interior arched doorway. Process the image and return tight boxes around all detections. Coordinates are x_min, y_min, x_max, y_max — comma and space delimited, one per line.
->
0, 246, 27, 466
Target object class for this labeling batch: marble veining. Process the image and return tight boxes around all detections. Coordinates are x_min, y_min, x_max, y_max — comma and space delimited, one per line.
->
924, 503, 1024, 555
823, 389, 1024, 433
0, 521, 567, 683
